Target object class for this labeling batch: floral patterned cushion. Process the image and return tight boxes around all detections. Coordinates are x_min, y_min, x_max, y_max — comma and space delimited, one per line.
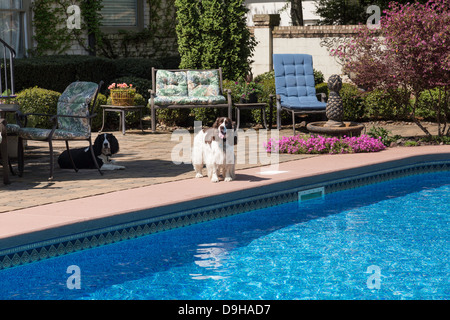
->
187, 70, 221, 97
6, 123, 20, 134
17, 127, 90, 141
155, 70, 188, 97
57, 81, 99, 133
153, 95, 226, 106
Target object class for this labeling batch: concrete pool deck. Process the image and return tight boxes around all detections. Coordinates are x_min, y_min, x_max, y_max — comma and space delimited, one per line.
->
1, 122, 450, 261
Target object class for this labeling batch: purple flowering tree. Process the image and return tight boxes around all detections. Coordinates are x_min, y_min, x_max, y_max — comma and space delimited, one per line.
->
333, 0, 450, 136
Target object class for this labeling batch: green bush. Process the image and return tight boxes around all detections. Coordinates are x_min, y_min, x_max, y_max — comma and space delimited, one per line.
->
254, 71, 274, 82
313, 69, 325, 84
340, 83, 366, 122
191, 108, 223, 126
415, 88, 447, 121
253, 77, 278, 126
111, 58, 163, 81
363, 89, 410, 120
15, 55, 116, 93
14, 87, 61, 129
315, 82, 328, 99
157, 108, 191, 127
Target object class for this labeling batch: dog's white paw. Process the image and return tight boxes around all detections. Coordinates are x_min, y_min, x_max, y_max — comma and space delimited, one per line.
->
211, 174, 219, 183
224, 176, 233, 182
101, 164, 125, 170
195, 173, 203, 178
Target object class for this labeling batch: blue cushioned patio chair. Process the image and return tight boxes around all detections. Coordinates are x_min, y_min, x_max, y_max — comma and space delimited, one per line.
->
273, 54, 327, 134
16, 81, 103, 180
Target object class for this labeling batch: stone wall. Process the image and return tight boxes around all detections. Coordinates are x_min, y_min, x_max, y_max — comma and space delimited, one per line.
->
251, 14, 361, 81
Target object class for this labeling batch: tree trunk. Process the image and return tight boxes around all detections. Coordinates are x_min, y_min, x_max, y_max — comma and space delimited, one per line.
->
290, 0, 304, 26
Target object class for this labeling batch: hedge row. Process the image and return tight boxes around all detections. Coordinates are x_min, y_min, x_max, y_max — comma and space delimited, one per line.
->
14, 54, 181, 94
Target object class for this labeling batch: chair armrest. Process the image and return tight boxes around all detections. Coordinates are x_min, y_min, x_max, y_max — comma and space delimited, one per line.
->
15, 110, 55, 128
225, 88, 232, 100
49, 113, 97, 123
51, 113, 97, 119
20, 112, 54, 118
316, 92, 327, 103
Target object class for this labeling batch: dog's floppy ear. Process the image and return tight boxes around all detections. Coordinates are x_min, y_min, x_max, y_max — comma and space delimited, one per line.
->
212, 117, 221, 129
225, 118, 233, 130
203, 127, 216, 144
109, 134, 120, 154
93, 134, 104, 155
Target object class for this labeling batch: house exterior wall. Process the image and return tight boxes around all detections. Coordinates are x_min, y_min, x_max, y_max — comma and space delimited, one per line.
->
245, 0, 321, 26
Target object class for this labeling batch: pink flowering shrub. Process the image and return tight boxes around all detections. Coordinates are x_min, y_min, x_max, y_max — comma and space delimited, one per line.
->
265, 134, 386, 155
331, 0, 450, 137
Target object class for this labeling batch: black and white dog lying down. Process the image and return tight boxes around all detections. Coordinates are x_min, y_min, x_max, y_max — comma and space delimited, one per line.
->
58, 133, 125, 170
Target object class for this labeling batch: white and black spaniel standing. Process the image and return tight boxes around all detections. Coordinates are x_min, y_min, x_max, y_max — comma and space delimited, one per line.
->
58, 133, 125, 170
192, 117, 236, 182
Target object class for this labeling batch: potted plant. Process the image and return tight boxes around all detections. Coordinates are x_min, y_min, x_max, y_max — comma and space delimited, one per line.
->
234, 78, 263, 103
108, 82, 136, 106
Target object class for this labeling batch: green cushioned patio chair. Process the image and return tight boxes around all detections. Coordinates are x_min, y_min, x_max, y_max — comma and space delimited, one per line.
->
0, 37, 17, 184
16, 81, 103, 180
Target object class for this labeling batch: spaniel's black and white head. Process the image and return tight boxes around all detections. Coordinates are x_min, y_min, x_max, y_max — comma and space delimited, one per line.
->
203, 117, 236, 145
213, 117, 233, 140
93, 133, 120, 157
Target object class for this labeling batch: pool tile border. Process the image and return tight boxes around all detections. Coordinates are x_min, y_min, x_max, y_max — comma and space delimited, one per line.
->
1, 160, 449, 270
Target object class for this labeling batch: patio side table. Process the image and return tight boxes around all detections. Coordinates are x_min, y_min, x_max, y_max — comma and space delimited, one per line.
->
234, 102, 268, 130
99, 105, 145, 135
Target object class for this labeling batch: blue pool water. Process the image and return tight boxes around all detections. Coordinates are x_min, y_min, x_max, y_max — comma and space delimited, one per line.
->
0, 171, 449, 300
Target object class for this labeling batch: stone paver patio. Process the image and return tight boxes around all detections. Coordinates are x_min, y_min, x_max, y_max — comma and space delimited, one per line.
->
0, 121, 445, 213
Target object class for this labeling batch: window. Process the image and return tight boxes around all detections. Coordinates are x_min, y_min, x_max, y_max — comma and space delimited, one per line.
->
0, 0, 30, 58
100, 0, 144, 32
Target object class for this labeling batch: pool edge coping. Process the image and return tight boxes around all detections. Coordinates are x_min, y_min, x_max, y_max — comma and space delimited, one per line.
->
1, 147, 450, 270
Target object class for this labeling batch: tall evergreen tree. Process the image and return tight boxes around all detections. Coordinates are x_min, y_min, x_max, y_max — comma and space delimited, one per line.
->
175, 0, 256, 80
175, 0, 202, 69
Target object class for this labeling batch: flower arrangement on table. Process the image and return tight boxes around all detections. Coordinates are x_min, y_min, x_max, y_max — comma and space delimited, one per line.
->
234, 78, 263, 103
108, 83, 136, 106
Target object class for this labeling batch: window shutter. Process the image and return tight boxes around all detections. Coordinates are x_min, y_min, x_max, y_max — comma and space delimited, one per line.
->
101, 0, 137, 26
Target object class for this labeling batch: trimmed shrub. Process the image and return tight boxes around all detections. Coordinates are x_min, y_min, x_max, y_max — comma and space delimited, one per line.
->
191, 108, 223, 127
111, 58, 163, 80
157, 108, 191, 127
14, 87, 61, 129
415, 88, 447, 121
314, 69, 325, 84
315, 82, 328, 99
340, 83, 365, 122
15, 55, 116, 93
363, 89, 410, 121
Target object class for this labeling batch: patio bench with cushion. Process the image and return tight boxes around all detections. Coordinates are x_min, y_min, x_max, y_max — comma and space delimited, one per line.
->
149, 67, 232, 132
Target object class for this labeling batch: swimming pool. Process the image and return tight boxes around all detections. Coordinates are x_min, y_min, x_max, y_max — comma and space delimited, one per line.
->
0, 171, 448, 300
